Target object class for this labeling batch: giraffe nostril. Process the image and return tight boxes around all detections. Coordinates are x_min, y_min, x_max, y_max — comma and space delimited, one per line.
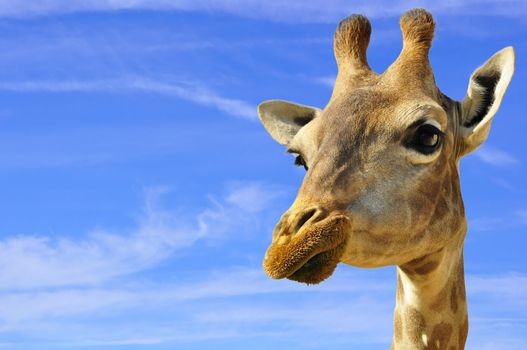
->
293, 208, 318, 233
273, 207, 327, 240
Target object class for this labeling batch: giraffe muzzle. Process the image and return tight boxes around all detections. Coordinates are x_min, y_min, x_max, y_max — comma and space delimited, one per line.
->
263, 210, 351, 284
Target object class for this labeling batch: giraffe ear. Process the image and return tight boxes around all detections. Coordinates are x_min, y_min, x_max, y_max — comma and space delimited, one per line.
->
258, 100, 321, 146
459, 47, 515, 156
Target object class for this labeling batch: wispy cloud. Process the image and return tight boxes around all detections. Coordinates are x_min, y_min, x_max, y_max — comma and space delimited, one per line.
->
472, 145, 519, 166
0, 265, 397, 347
467, 274, 527, 298
467, 208, 527, 233
0, 0, 525, 21
490, 177, 517, 191
469, 216, 506, 232
466, 274, 527, 350
0, 187, 192, 290
314, 76, 336, 88
3, 263, 527, 347
0, 77, 256, 120
0, 268, 390, 326
515, 210, 527, 224
0, 183, 281, 291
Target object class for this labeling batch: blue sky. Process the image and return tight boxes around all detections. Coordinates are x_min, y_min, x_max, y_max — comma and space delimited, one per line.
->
0, 1, 526, 349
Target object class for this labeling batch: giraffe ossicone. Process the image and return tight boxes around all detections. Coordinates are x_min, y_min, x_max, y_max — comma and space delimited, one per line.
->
258, 8, 514, 350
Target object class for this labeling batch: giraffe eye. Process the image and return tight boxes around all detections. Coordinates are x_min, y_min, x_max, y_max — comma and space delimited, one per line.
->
294, 155, 308, 170
407, 123, 443, 155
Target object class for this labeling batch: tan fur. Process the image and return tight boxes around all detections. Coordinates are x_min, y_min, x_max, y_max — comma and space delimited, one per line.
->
258, 8, 514, 350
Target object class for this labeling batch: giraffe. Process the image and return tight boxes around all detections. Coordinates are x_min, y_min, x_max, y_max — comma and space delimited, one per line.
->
257, 9, 514, 350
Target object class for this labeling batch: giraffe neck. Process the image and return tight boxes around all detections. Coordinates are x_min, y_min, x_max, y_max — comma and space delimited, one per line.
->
391, 245, 468, 350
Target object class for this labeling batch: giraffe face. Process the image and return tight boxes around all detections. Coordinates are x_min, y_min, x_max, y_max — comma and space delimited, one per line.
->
296, 90, 465, 264
258, 10, 514, 284
260, 87, 465, 284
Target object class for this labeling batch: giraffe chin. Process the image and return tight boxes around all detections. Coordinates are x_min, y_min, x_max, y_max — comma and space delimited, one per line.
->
287, 242, 347, 284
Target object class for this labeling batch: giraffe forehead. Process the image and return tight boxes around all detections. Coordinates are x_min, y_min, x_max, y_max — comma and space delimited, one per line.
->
316, 89, 444, 145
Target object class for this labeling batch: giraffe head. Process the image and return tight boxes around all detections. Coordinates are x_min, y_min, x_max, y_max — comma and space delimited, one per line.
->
258, 9, 514, 284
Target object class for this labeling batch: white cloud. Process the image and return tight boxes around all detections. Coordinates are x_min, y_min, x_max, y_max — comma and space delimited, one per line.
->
224, 182, 285, 213
0, 188, 192, 290
467, 274, 527, 298
0, 267, 396, 345
472, 145, 519, 166
0, 268, 389, 324
193, 297, 394, 343
490, 177, 516, 191
467, 209, 527, 233
3, 266, 527, 347
468, 216, 505, 232
468, 338, 526, 350
0, 0, 525, 21
314, 76, 336, 88
515, 210, 527, 223
0, 183, 280, 291
0, 77, 256, 120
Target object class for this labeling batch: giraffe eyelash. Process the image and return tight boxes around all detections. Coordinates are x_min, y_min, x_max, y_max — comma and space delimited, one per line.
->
294, 154, 308, 170
287, 149, 308, 170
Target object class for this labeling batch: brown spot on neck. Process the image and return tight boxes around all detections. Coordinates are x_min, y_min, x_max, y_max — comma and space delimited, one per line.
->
450, 286, 458, 314
401, 249, 444, 277
431, 284, 449, 312
405, 306, 427, 345
430, 322, 453, 349
414, 260, 440, 275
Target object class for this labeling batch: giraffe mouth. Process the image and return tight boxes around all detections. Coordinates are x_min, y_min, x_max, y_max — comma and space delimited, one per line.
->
263, 215, 350, 284
287, 241, 348, 284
